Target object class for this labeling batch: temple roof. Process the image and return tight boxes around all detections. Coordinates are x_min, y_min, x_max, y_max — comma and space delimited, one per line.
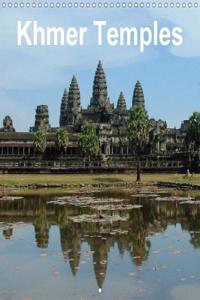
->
0, 132, 79, 142
93, 61, 107, 93
68, 75, 81, 111
90, 61, 108, 108
117, 91, 127, 113
59, 88, 68, 127
61, 88, 68, 107
34, 105, 50, 131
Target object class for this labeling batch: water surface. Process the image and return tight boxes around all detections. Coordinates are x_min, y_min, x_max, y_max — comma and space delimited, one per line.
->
0, 190, 200, 300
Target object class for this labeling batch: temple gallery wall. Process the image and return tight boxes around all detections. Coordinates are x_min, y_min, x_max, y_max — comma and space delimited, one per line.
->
0, 61, 199, 173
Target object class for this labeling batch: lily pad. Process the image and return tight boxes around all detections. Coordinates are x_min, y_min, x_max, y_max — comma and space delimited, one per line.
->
91, 204, 142, 211
69, 214, 129, 224
131, 194, 159, 198
180, 200, 200, 205
0, 196, 24, 201
155, 196, 194, 202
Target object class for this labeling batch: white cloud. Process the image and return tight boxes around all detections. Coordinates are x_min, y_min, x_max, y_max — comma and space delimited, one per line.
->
148, 7, 200, 57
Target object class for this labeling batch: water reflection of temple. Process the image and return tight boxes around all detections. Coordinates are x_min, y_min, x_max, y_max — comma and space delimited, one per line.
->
1, 195, 200, 289
60, 224, 82, 275
34, 209, 50, 248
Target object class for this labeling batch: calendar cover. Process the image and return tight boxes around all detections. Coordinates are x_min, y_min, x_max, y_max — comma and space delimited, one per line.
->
0, 1, 199, 300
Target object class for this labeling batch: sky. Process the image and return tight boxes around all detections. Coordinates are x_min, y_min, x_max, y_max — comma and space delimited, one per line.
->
0, 2, 200, 131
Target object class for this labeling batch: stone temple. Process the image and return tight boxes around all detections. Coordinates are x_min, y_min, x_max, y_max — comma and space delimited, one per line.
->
0, 61, 199, 173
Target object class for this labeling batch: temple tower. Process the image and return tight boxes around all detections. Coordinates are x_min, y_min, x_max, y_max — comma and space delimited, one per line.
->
34, 105, 50, 131
2, 116, 15, 132
89, 61, 113, 113
66, 75, 81, 125
132, 81, 145, 108
59, 88, 68, 127
116, 92, 127, 113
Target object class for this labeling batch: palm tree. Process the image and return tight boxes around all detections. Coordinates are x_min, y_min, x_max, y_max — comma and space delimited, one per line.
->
56, 127, 69, 153
127, 105, 151, 182
33, 130, 47, 154
185, 112, 200, 172
78, 122, 99, 167
186, 112, 200, 150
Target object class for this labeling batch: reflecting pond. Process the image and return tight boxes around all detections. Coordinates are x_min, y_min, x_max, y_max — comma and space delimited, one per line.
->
1, 189, 200, 300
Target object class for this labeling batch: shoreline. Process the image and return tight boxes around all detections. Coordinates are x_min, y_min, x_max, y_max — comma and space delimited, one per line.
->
0, 173, 199, 195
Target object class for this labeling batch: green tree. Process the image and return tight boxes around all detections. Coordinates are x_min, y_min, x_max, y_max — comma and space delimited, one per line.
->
78, 122, 99, 167
186, 112, 200, 150
33, 130, 47, 153
56, 127, 69, 153
127, 105, 151, 182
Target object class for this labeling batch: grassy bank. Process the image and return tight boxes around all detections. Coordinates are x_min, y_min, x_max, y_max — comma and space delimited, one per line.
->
0, 173, 199, 187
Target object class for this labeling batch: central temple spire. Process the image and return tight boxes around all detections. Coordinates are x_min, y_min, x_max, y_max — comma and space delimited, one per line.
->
92, 60, 108, 101
89, 61, 113, 113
